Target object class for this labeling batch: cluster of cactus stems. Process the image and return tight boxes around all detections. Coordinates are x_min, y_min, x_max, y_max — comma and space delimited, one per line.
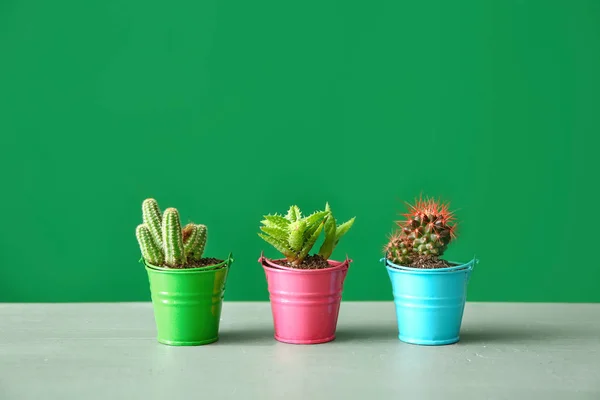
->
136, 199, 207, 268
258, 203, 355, 266
385, 196, 457, 266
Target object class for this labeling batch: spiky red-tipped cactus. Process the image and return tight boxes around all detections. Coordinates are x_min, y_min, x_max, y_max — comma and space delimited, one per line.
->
399, 197, 457, 257
385, 196, 457, 266
384, 232, 413, 266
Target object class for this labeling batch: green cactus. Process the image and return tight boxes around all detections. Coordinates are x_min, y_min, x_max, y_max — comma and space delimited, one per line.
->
258, 203, 354, 267
182, 223, 200, 258
135, 199, 210, 268
136, 224, 164, 266
196, 224, 207, 259
183, 223, 207, 262
162, 208, 185, 267
384, 232, 413, 266
142, 198, 163, 248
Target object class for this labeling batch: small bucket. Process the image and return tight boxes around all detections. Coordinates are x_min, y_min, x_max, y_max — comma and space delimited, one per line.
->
260, 253, 351, 344
382, 257, 477, 345
144, 254, 233, 346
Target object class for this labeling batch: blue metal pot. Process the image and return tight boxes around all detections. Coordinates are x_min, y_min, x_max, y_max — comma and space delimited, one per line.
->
382, 257, 477, 345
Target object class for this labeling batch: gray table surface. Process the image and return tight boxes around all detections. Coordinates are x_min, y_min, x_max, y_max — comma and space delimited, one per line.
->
0, 302, 599, 400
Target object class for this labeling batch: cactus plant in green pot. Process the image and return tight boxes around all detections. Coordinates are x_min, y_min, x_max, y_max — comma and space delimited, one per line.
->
136, 198, 233, 346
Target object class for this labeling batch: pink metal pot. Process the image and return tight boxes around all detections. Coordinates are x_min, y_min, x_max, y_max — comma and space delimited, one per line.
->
259, 253, 351, 344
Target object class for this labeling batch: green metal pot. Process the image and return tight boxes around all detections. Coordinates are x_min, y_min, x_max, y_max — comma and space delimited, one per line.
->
144, 254, 233, 346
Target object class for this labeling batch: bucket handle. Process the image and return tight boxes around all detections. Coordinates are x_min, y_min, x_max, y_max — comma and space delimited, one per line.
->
466, 256, 479, 281
226, 252, 235, 268
381, 253, 479, 272
342, 254, 352, 269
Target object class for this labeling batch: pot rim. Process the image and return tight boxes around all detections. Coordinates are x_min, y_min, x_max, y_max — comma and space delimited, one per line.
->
142, 252, 234, 274
382, 256, 478, 275
259, 252, 351, 274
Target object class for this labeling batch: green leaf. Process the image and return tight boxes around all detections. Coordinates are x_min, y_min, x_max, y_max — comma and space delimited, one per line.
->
288, 220, 307, 252
260, 226, 289, 242
335, 217, 355, 242
262, 214, 289, 229
298, 220, 325, 263
258, 233, 293, 258
303, 210, 328, 229
286, 205, 302, 222
303, 212, 328, 239
318, 212, 337, 259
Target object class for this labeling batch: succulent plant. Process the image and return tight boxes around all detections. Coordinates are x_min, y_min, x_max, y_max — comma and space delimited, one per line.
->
258, 203, 355, 267
385, 196, 457, 266
136, 198, 208, 268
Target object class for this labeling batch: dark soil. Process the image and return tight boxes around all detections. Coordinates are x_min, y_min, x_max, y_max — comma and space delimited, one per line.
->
166, 258, 225, 269
273, 254, 331, 270
407, 255, 454, 269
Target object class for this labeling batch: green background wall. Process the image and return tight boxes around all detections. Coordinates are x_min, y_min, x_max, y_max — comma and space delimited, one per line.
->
1, 0, 598, 302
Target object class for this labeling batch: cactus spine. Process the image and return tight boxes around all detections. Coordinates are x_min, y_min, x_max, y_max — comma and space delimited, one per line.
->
135, 199, 210, 268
